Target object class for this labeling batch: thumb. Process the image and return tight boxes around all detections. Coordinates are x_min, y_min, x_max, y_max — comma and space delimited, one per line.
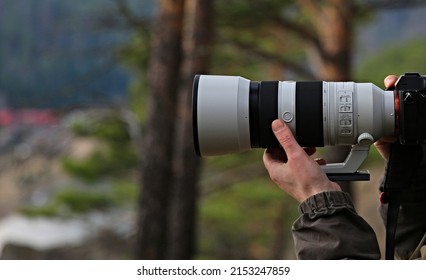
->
384, 75, 398, 89
271, 119, 302, 157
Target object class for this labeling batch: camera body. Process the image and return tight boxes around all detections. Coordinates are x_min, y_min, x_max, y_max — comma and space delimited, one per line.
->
396, 73, 426, 145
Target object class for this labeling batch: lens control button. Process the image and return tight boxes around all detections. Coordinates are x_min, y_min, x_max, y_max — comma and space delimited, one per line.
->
282, 112, 294, 122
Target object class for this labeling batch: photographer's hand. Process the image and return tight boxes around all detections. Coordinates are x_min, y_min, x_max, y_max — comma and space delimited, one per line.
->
263, 119, 340, 203
374, 75, 399, 160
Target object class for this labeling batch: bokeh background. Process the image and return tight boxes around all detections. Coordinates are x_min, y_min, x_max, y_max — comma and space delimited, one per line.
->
1, 0, 426, 260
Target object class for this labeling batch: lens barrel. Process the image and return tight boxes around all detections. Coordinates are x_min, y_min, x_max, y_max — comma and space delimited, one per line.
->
193, 75, 251, 156
249, 81, 280, 149
295, 82, 324, 147
192, 75, 201, 156
249, 81, 324, 148
193, 75, 395, 157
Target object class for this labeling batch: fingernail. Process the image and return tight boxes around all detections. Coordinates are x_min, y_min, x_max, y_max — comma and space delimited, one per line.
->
272, 119, 285, 132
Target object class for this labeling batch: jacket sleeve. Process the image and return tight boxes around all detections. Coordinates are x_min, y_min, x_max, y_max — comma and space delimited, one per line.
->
292, 191, 381, 260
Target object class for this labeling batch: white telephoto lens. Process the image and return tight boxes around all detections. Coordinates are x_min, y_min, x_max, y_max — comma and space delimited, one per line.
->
194, 75, 251, 156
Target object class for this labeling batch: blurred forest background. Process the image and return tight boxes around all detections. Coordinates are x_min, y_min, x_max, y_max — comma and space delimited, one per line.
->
1, 0, 426, 260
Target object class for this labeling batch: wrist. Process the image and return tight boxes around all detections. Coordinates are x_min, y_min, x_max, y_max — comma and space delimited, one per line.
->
297, 182, 341, 203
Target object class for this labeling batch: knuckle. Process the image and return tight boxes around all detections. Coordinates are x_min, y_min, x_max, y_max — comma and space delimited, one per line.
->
269, 171, 285, 186
277, 133, 295, 150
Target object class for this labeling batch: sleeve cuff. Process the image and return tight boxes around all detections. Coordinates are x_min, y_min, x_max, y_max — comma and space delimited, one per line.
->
298, 191, 355, 217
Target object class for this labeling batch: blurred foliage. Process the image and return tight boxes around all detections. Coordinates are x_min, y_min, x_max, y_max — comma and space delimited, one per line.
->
62, 111, 138, 182
355, 39, 426, 85
195, 148, 299, 259
62, 149, 137, 183
20, 181, 138, 218
54, 189, 114, 213
69, 114, 132, 144
198, 176, 299, 259
116, 34, 151, 122
212, 0, 307, 79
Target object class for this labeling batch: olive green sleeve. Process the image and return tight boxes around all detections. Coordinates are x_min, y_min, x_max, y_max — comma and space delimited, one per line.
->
292, 191, 381, 260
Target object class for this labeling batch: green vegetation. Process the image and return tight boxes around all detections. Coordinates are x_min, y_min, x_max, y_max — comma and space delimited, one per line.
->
355, 39, 426, 85
199, 176, 299, 259
62, 112, 138, 182
21, 111, 140, 218
20, 181, 138, 218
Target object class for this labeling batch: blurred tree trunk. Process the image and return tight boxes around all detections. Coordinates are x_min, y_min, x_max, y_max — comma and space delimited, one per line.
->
168, 0, 214, 259
300, 0, 352, 81
298, 0, 354, 193
136, 0, 185, 259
